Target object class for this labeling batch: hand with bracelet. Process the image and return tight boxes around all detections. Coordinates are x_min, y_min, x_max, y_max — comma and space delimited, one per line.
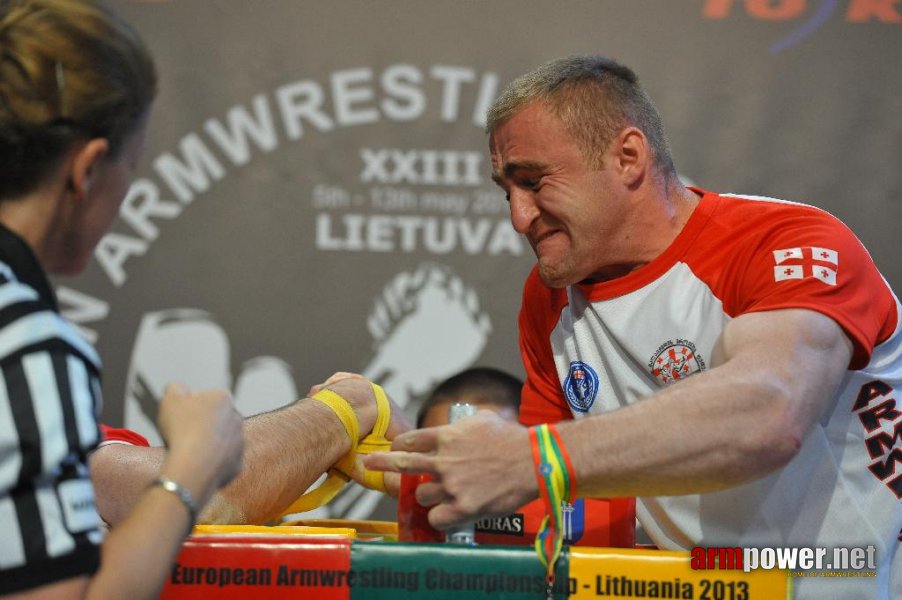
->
81, 384, 244, 598
148, 383, 244, 530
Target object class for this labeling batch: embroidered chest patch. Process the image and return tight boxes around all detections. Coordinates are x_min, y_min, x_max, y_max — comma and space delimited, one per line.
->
648, 339, 706, 385
563, 361, 600, 413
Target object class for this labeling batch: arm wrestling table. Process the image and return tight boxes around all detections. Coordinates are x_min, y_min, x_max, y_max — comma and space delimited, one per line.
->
159, 522, 789, 599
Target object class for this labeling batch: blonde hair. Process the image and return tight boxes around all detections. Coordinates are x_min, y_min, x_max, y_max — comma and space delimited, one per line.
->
0, 0, 156, 198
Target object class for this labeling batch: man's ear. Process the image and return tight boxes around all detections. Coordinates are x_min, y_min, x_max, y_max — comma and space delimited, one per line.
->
611, 127, 649, 188
68, 138, 110, 201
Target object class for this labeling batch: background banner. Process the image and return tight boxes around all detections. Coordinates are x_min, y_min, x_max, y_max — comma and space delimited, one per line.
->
62, 0, 901, 519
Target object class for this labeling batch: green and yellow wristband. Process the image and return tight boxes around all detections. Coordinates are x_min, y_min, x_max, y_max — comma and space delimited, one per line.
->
529, 423, 577, 586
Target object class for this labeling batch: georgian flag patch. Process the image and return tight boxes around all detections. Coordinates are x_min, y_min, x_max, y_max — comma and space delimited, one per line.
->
772, 246, 838, 286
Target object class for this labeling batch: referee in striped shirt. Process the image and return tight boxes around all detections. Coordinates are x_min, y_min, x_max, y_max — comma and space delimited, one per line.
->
0, 1, 244, 598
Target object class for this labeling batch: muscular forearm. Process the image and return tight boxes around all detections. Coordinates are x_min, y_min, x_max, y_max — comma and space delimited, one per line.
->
562, 372, 799, 498
92, 399, 351, 526
373, 309, 855, 532
561, 309, 853, 498
208, 398, 351, 524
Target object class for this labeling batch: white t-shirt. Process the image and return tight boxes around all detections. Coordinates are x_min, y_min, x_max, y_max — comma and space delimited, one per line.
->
518, 190, 902, 598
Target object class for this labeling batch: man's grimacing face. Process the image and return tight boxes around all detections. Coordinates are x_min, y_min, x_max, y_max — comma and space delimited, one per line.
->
489, 101, 626, 288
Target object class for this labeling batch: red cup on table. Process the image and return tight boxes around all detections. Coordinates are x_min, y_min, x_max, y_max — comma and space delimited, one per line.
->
397, 473, 443, 542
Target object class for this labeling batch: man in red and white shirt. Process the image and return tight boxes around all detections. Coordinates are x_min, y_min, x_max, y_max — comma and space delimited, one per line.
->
368, 56, 901, 599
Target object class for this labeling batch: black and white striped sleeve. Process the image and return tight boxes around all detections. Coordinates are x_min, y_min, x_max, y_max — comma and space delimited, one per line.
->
0, 272, 105, 593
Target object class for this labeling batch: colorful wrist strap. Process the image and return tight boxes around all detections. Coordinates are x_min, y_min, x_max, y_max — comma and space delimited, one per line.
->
529, 423, 577, 586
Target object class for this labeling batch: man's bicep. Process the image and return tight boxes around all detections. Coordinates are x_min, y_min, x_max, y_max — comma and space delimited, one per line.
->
718, 308, 853, 423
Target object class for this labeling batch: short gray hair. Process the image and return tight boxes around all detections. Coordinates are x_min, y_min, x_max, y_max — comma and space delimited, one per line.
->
487, 55, 675, 177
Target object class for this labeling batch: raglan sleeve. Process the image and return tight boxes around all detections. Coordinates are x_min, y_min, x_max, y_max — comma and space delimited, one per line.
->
731, 210, 898, 370
517, 268, 574, 426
